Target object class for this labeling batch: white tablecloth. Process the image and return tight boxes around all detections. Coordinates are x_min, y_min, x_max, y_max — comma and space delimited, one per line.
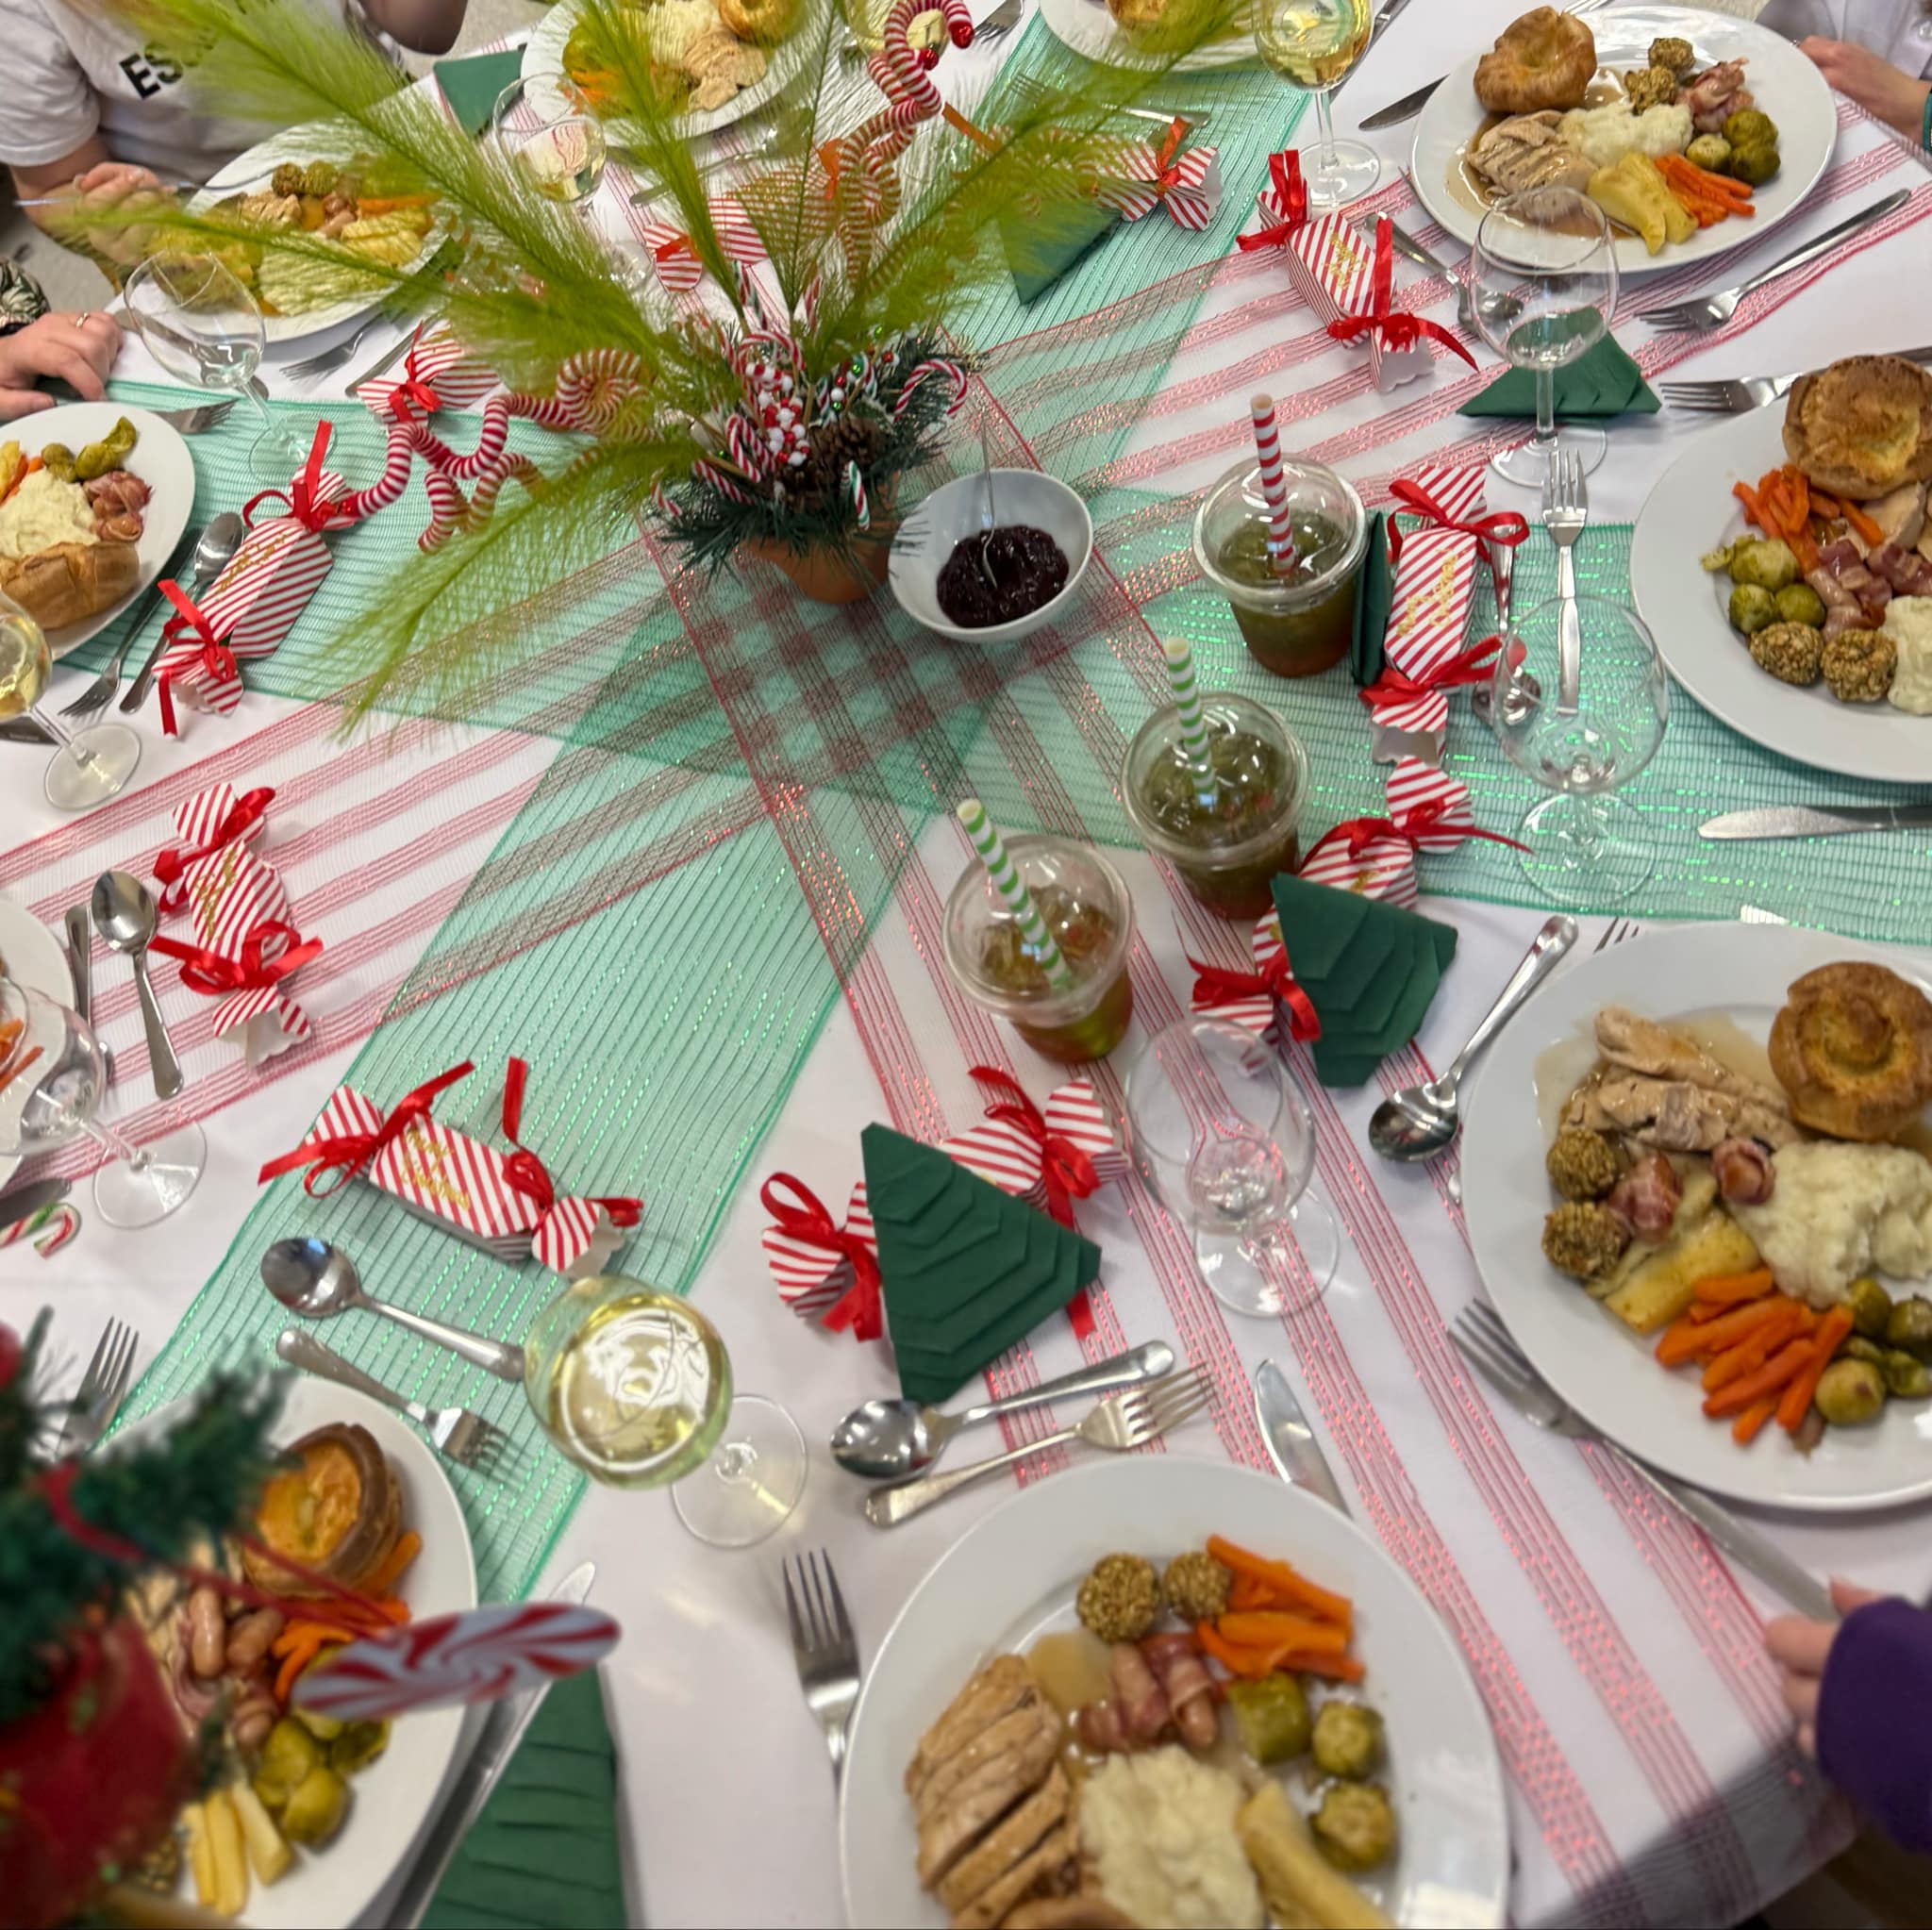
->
14, 5, 1932, 1924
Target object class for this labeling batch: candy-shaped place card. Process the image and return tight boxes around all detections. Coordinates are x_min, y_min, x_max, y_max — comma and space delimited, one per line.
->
152, 783, 275, 915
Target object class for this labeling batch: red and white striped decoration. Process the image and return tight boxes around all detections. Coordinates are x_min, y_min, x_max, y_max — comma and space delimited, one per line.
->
1192, 914, 1289, 1037
152, 783, 272, 914
210, 981, 313, 1068
1297, 761, 1487, 907
1249, 392, 1296, 577
293, 1601, 621, 1721
1041, 1079, 1128, 1186
1090, 136, 1222, 230
1279, 212, 1428, 393
180, 845, 290, 963
763, 1179, 877, 1321
634, 204, 766, 295
358, 324, 501, 424
1383, 464, 1488, 693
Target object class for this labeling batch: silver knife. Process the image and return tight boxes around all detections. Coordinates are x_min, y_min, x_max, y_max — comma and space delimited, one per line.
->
0, 716, 54, 744
1255, 1360, 1349, 1514
63, 904, 91, 1024
386, 1561, 598, 1929
1700, 803, 1932, 840
347, 328, 418, 396
0, 1176, 73, 1226
1357, 0, 1612, 130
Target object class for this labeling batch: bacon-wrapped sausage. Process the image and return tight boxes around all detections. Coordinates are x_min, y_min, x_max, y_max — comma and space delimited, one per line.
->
1712, 1137, 1775, 1206
1074, 1699, 1129, 1754
84, 471, 150, 512
1108, 1640, 1169, 1744
95, 511, 142, 542
1140, 1634, 1217, 1750
1605, 1151, 1681, 1241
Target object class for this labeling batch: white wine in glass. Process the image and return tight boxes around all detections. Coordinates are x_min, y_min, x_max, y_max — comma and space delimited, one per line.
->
525, 1274, 807, 1547
512, 116, 608, 210
1254, 0, 1381, 211
0, 591, 141, 811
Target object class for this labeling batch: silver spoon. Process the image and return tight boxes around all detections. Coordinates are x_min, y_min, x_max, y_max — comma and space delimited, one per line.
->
830, 1339, 1174, 1478
122, 513, 245, 713
1367, 915, 1577, 1163
91, 870, 182, 1100
262, 1237, 526, 1382
976, 419, 999, 591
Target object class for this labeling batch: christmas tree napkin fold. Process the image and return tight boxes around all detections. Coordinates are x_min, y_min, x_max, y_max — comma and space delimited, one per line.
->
433, 49, 525, 138
1350, 510, 1394, 687
1459, 336, 1658, 419
1001, 199, 1120, 305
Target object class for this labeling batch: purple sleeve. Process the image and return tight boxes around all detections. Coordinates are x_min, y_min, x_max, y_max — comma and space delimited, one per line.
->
1817, 1597, 1932, 1854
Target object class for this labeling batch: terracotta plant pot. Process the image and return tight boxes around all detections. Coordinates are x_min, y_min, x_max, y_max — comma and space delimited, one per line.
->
742, 521, 898, 606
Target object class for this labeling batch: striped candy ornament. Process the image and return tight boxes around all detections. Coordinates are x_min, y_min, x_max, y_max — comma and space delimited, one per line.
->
179, 845, 291, 965
1278, 212, 1428, 393
761, 1175, 877, 1323
294, 1602, 622, 1722
1090, 129, 1222, 229
210, 981, 313, 1067
0, 1198, 78, 1256
1296, 761, 1494, 908
635, 205, 766, 295
1191, 913, 1294, 1038
152, 783, 273, 914
1379, 463, 1525, 693
358, 325, 501, 424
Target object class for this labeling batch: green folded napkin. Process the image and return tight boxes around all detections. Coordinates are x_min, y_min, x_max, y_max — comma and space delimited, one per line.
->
1350, 510, 1393, 688
1002, 198, 1119, 306
862, 1123, 1101, 1403
1271, 874, 1458, 1089
434, 48, 526, 138
422, 1670, 625, 1930
1459, 336, 1658, 420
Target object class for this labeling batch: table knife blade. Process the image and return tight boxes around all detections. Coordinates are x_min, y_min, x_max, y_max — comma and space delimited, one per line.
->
1255, 1361, 1349, 1514
1699, 803, 1932, 840
0, 1176, 72, 1226
387, 1561, 598, 1928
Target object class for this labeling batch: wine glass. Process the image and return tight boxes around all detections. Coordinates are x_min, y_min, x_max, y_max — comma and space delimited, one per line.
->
1124, 1016, 1340, 1317
0, 590, 140, 811
0, 978, 205, 1226
1470, 187, 1620, 487
122, 255, 307, 486
1253, 0, 1381, 211
524, 1273, 807, 1548
507, 113, 608, 213
490, 75, 593, 153
1491, 594, 1670, 906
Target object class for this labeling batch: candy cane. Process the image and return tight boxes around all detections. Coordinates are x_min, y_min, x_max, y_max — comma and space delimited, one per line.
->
419, 467, 470, 551
553, 349, 650, 433
465, 454, 542, 527
0, 1198, 78, 1256
847, 461, 870, 530
331, 415, 417, 522
725, 411, 773, 476
892, 358, 970, 417
693, 457, 755, 505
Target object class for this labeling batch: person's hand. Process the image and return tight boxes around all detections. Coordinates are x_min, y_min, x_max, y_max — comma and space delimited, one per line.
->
1800, 36, 1932, 140
50, 162, 167, 269
1765, 1578, 1887, 1757
0, 311, 125, 420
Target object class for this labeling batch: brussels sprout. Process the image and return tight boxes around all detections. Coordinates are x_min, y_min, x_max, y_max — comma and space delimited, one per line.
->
1775, 583, 1827, 627
1226, 1674, 1312, 1766
1847, 1275, 1894, 1340
330, 1720, 391, 1774
280, 1765, 350, 1846
294, 1707, 344, 1743
1882, 1350, 1932, 1399
1843, 1335, 1887, 1365
1728, 539, 1800, 591
1727, 141, 1781, 187
38, 443, 75, 483
1702, 541, 1740, 574
1814, 1358, 1886, 1427
1312, 1782, 1398, 1873
1729, 583, 1777, 636
1886, 1295, 1932, 1360
1686, 133, 1732, 173
74, 416, 136, 482
1311, 1700, 1384, 1780
1724, 108, 1777, 148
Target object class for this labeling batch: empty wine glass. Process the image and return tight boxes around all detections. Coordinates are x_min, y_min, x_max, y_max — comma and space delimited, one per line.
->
508, 112, 608, 213
1470, 187, 1620, 487
1124, 1016, 1340, 1317
1253, 0, 1381, 210
123, 255, 306, 485
0, 588, 139, 811
0, 979, 205, 1226
1491, 594, 1670, 906
490, 75, 592, 152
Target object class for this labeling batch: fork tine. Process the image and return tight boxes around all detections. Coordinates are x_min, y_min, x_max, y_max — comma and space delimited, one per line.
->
1141, 1388, 1214, 1442
73, 1319, 115, 1405
781, 1557, 808, 1653
810, 1551, 840, 1653
1466, 1301, 1534, 1374
820, 1550, 854, 1649
1143, 1365, 1212, 1416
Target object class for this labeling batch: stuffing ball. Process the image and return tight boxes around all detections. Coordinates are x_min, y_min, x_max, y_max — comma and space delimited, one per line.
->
1162, 1551, 1233, 1624
1649, 35, 1695, 73
1541, 1202, 1632, 1280
1545, 1127, 1623, 1201
1623, 65, 1678, 110
1076, 1553, 1161, 1642
1748, 621, 1824, 686
1822, 629, 1897, 704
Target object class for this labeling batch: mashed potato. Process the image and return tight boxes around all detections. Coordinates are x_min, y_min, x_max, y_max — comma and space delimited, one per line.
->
0, 469, 96, 561
1731, 1141, 1932, 1306
1884, 595, 1932, 714
1560, 100, 1693, 170
1082, 1746, 1263, 1930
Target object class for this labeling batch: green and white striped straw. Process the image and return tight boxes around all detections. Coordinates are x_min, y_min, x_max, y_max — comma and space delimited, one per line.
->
1161, 637, 1212, 766
956, 798, 1073, 990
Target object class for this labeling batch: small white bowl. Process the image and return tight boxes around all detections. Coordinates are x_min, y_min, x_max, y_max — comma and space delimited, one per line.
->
889, 469, 1093, 644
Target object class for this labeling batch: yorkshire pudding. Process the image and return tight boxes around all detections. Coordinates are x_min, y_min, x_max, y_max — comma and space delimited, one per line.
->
243, 1423, 402, 1597
1784, 357, 1932, 502
1474, 7, 1597, 116
1769, 961, 1932, 1142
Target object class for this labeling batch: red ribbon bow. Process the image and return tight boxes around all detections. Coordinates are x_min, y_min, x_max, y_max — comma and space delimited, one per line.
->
1325, 219, 1479, 371
386, 328, 444, 423
258, 1060, 475, 1194
759, 1173, 883, 1340
155, 579, 239, 739
1385, 477, 1529, 568
153, 786, 274, 899
243, 419, 356, 534
1331, 798, 1528, 858
497, 1057, 641, 1234
967, 1066, 1098, 1228
1357, 635, 1504, 709
1237, 149, 1308, 254
149, 917, 322, 996
1188, 952, 1323, 1042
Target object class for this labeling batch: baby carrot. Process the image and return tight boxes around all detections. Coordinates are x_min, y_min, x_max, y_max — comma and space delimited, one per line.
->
1732, 1398, 1777, 1445
1206, 1537, 1353, 1629
1217, 1611, 1350, 1655
1658, 1296, 1786, 1367
1704, 1337, 1817, 1418
1778, 1306, 1855, 1434
1702, 1305, 1805, 1393
1693, 1269, 1775, 1306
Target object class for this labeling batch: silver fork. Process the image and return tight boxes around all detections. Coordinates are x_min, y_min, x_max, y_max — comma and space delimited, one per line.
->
1663, 342, 1932, 413
1449, 1302, 1835, 1620
1541, 446, 1588, 715
275, 1330, 514, 1473
142, 398, 237, 434
283, 315, 387, 381
60, 524, 204, 717
866, 1365, 1216, 1526
782, 1549, 860, 1786
1594, 915, 1641, 951
1636, 190, 1910, 333
54, 1317, 139, 1457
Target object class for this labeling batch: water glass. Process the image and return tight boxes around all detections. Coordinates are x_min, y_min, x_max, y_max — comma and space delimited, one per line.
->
1491, 594, 1670, 906
1470, 188, 1620, 487
1124, 1016, 1340, 1317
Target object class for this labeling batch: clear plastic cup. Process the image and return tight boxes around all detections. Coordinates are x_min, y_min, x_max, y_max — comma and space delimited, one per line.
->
1193, 458, 1367, 678
1121, 692, 1309, 920
942, 835, 1136, 1064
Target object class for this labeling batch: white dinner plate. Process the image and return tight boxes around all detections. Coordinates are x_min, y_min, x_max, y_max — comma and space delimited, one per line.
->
1410, 5, 1836, 276
1036, 0, 1257, 73
0, 894, 74, 1189
6, 404, 195, 662
840, 1457, 1510, 1929
1462, 921, 1932, 1512
1630, 402, 1932, 785
113, 1377, 479, 1927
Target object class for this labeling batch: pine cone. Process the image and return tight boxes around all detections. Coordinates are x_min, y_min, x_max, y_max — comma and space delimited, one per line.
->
804, 409, 887, 499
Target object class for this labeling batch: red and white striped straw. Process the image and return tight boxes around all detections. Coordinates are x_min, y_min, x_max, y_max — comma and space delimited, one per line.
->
1249, 391, 1297, 578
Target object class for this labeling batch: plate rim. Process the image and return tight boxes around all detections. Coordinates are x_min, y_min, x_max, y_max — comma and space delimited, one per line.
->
1460, 920, 1932, 1512
1407, 3, 1838, 276
837, 1456, 1511, 1930
0, 897, 75, 1186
